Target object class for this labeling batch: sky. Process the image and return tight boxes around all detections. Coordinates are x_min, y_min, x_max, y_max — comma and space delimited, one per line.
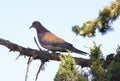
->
0, 0, 120, 81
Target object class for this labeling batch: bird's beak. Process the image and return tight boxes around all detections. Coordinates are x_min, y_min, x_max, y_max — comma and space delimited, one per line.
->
29, 26, 33, 29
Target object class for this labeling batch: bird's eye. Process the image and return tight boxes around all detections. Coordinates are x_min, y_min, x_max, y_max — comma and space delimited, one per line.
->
33, 22, 36, 25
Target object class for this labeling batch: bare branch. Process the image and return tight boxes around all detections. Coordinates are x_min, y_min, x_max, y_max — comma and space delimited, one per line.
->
0, 38, 90, 67
25, 57, 34, 81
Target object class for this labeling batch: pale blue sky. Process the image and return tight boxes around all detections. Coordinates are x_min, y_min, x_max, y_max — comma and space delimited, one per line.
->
0, 0, 120, 81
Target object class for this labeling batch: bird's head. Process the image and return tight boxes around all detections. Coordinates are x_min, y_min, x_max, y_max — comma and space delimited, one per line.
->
29, 21, 49, 33
29, 21, 42, 29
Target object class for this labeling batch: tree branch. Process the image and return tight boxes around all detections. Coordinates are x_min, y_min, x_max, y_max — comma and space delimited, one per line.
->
0, 38, 90, 67
72, 0, 120, 37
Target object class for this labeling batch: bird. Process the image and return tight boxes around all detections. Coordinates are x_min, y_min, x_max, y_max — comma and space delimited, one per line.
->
29, 21, 88, 55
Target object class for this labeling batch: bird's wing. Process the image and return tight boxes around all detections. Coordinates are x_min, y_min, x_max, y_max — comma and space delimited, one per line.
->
38, 32, 88, 54
38, 32, 73, 47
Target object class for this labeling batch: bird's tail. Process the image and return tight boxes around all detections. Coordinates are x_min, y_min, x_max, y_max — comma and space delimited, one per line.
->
69, 47, 88, 55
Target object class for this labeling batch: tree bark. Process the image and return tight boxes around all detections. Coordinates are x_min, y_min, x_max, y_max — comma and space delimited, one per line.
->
0, 38, 90, 67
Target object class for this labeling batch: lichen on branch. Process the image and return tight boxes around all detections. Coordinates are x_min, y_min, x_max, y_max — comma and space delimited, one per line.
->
72, 0, 120, 37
